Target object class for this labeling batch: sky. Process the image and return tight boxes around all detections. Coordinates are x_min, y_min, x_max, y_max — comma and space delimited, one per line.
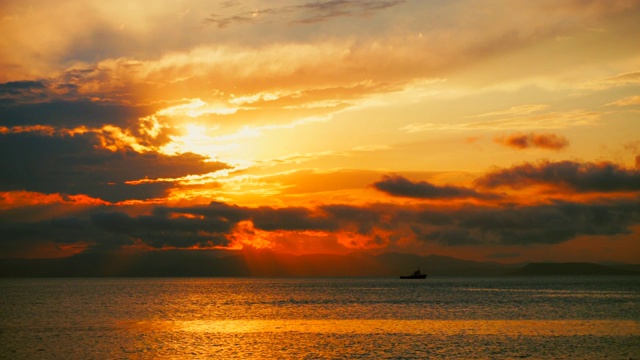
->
1, 0, 639, 265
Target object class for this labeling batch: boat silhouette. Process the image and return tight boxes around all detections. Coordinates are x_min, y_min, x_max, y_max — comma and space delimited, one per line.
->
400, 268, 427, 279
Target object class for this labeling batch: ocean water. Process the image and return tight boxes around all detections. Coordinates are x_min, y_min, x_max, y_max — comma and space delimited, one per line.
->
1, 276, 639, 359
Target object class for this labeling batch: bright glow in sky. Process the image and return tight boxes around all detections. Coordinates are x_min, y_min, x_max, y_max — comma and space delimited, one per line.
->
1, 0, 639, 265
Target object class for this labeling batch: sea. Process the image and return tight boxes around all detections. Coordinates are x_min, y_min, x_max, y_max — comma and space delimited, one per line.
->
1, 276, 638, 359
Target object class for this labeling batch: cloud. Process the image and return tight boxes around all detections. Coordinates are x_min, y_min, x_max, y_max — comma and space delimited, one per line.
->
201, 0, 639, 31
0, 78, 176, 149
88, 202, 340, 249
88, 202, 336, 249
1, 0, 626, 143
0, 80, 46, 95
154, 202, 249, 223
475, 160, 640, 193
372, 175, 497, 200
2, 194, 639, 257
402, 110, 600, 133
539, 0, 640, 17
91, 211, 234, 249
3, 0, 637, 91
495, 132, 569, 150
0, 132, 228, 202
294, 0, 406, 24
251, 206, 337, 232
0, 80, 49, 106
0, 203, 242, 257
203, 13, 257, 29
586, 70, 640, 89
321, 204, 385, 235
419, 200, 640, 246
46, 0, 630, 115
469, 104, 549, 118
0, 98, 156, 129
606, 95, 640, 107
220, 1, 239, 8
204, 0, 406, 28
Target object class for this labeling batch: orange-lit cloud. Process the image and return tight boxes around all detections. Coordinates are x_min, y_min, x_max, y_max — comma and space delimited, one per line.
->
469, 104, 550, 118
2, 187, 639, 262
0, 191, 109, 209
495, 133, 569, 150
401, 109, 600, 133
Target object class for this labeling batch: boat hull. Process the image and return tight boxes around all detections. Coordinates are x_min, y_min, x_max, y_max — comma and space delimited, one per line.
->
399, 275, 427, 279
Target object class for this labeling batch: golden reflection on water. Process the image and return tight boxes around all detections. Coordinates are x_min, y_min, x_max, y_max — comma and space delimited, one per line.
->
125, 319, 640, 337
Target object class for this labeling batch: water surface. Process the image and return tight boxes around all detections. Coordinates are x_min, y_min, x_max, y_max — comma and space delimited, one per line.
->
1, 276, 638, 359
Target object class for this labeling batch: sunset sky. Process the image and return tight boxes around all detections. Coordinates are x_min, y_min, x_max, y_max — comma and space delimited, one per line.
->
1, 0, 639, 265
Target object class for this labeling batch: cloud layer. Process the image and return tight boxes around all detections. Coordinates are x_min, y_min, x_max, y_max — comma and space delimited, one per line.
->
1, 0, 639, 264
204, 0, 406, 28
0, 132, 227, 202
2, 195, 639, 258
476, 160, 640, 193
495, 133, 569, 150
372, 175, 496, 200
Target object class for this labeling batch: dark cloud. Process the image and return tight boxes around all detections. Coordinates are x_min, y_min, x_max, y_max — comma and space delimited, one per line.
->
91, 211, 138, 234
495, 132, 569, 150
295, 0, 406, 24
92, 211, 234, 249
0, 214, 131, 258
0, 132, 228, 202
0, 202, 247, 257
83, 202, 340, 251
251, 206, 337, 231
322, 204, 384, 234
153, 202, 249, 223
1, 196, 639, 258
373, 174, 496, 199
475, 160, 640, 192
0, 98, 155, 129
319, 199, 640, 247
0, 80, 46, 95
334, 199, 639, 246
0, 201, 337, 255
204, 13, 257, 29
204, 0, 405, 28
419, 201, 640, 246
410, 208, 454, 227
0, 80, 48, 104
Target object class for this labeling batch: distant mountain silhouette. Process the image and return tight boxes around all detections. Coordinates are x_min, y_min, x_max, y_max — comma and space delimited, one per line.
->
0, 251, 251, 277
1, 251, 637, 277
0, 250, 520, 277
373, 252, 518, 276
510, 262, 639, 276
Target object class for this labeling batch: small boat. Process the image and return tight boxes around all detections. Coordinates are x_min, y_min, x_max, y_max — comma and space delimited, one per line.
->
400, 268, 427, 279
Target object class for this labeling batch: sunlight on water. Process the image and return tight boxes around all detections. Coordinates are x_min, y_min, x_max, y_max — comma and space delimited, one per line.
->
128, 319, 640, 336
1, 277, 639, 359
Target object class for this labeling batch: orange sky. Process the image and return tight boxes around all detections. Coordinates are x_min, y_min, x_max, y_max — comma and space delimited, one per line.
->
1, 0, 639, 264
